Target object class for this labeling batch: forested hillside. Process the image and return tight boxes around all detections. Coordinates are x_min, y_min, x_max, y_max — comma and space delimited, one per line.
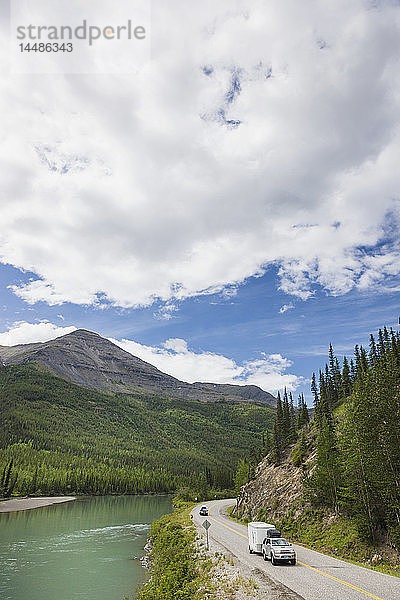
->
308, 327, 400, 546
0, 364, 275, 498
236, 326, 400, 567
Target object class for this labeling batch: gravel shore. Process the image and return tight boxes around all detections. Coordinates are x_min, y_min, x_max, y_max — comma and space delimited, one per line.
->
0, 496, 76, 513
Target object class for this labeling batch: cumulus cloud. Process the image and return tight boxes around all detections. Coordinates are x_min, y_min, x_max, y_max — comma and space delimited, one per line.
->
110, 337, 301, 393
153, 303, 178, 321
1, 1, 400, 308
0, 321, 76, 346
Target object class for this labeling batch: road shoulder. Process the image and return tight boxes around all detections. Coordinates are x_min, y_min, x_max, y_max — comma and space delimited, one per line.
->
193, 501, 304, 600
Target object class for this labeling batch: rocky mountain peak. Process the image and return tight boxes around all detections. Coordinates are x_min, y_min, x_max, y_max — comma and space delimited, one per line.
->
0, 329, 276, 406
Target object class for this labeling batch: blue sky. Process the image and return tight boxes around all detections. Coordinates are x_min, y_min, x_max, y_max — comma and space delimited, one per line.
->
1, 262, 399, 404
1, 1, 400, 403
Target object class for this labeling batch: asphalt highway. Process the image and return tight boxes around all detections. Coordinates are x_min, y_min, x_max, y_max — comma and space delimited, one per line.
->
192, 499, 400, 600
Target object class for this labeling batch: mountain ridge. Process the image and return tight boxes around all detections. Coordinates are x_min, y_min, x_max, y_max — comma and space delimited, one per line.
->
0, 329, 276, 406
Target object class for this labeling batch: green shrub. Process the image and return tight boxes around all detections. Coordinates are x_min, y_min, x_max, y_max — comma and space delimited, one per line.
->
137, 513, 198, 600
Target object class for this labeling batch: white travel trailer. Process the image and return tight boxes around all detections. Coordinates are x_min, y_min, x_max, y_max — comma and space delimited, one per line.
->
247, 522, 275, 554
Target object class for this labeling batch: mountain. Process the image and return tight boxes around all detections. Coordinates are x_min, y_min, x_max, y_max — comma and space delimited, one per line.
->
0, 362, 275, 497
0, 329, 276, 406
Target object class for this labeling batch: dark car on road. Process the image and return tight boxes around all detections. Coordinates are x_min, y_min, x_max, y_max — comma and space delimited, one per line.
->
199, 506, 208, 516
262, 537, 296, 565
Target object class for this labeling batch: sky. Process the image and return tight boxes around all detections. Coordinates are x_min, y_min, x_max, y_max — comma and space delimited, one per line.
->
1, 0, 400, 403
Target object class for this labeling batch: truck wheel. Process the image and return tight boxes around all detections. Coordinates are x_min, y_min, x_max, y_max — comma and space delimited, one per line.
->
271, 555, 276, 565
263, 551, 268, 561
290, 559, 296, 565
249, 547, 253, 554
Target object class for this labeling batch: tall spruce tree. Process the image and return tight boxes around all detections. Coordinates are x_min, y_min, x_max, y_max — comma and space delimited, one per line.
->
307, 416, 342, 511
272, 392, 284, 464
282, 388, 291, 440
341, 356, 351, 398
297, 394, 309, 429
289, 393, 297, 443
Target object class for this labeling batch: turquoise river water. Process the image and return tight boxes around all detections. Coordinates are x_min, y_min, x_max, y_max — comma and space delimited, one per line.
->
0, 495, 172, 600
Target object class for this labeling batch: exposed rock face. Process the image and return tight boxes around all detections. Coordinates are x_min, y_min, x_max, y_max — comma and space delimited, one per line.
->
0, 329, 276, 405
235, 447, 316, 521
196, 383, 273, 404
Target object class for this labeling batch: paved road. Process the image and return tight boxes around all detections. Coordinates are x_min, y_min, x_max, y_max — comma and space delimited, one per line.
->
192, 499, 400, 600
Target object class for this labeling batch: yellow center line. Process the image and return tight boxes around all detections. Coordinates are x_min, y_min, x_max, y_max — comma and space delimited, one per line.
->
296, 561, 385, 600
209, 515, 248, 539
207, 512, 386, 600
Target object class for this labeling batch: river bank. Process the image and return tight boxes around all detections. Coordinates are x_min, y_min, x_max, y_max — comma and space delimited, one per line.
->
136, 501, 264, 600
0, 496, 76, 512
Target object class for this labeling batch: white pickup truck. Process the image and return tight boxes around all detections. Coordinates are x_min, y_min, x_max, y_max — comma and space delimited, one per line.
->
262, 537, 296, 565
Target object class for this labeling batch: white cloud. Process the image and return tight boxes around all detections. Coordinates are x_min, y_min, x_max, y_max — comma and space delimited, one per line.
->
240, 354, 300, 394
110, 336, 301, 394
1, 1, 400, 308
279, 303, 294, 314
163, 338, 189, 354
153, 303, 178, 321
0, 321, 76, 346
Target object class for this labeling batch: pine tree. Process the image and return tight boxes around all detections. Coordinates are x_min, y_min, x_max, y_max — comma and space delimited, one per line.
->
289, 393, 297, 444
328, 345, 342, 403
318, 368, 332, 422
383, 326, 390, 348
369, 334, 377, 365
349, 358, 356, 383
341, 356, 351, 398
377, 329, 385, 358
311, 373, 319, 416
292, 427, 307, 467
272, 392, 284, 464
297, 394, 309, 429
282, 388, 291, 440
359, 346, 369, 373
354, 345, 362, 374
262, 431, 272, 456
306, 416, 342, 511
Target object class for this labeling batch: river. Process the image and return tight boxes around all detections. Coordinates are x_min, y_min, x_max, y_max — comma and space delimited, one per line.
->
0, 495, 172, 600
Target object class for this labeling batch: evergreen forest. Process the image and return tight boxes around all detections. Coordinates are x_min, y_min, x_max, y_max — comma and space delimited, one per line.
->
241, 326, 400, 548
307, 327, 400, 546
0, 363, 275, 498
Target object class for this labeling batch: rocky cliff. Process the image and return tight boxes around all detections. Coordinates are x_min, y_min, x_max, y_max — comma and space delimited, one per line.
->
0, 329, 276, 405
235, 431, 317, 522
236, 454, 305, 522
